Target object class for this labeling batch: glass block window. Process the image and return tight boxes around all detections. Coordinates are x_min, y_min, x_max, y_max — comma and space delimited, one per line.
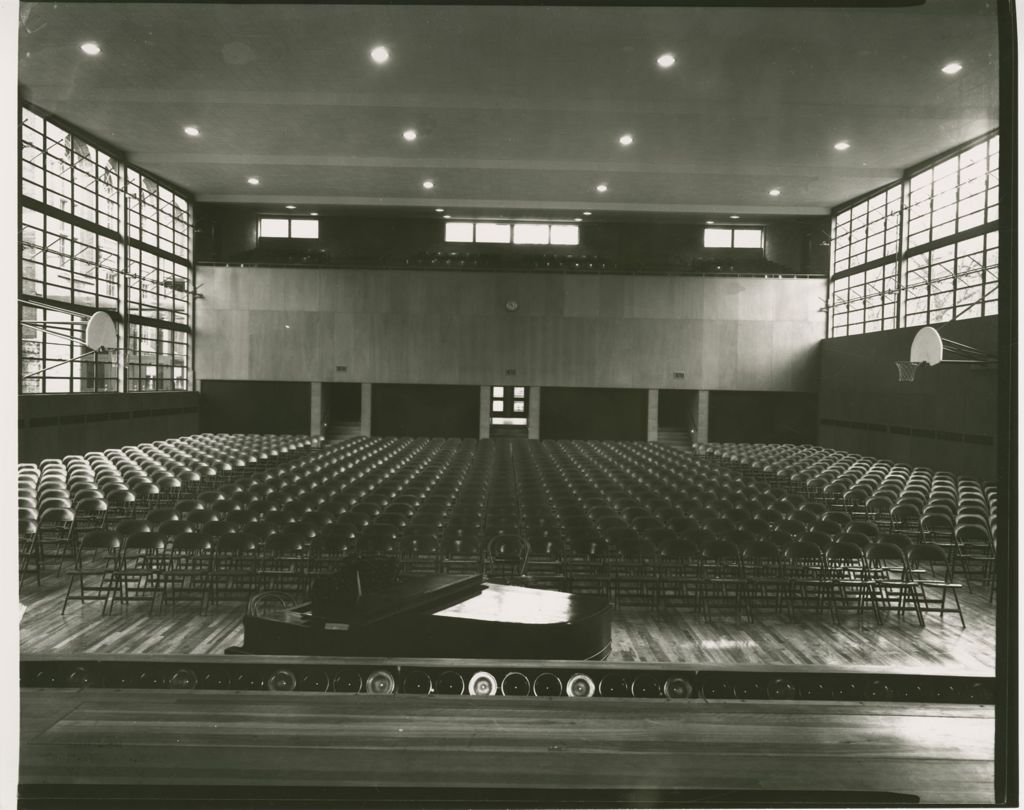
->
829, 262, 900, 337
19, 303, 119, 394
127, 323, 191, 392
830, 184, 901, 275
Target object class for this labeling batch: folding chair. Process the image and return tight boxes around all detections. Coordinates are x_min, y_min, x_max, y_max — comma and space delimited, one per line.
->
907, 543, 966, 629
823, 541, 879, 624
61, 528, 121, 615
865, 542, 923, 626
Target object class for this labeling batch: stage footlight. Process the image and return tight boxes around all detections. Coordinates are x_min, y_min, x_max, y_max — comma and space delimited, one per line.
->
65, 666, 96, 688
532, 672, 563, 696
735, 679, 765, 700
266, 669, 298, 692
663, 676, 694, 699
832, 680, 861, 701
135, 671, 168, 689
401, 670, 433, 694
168, 668, 198, 690
965, 682, 993, 704
598, 674, 630, 697
500, 672, 531, 696
567, 673, 596, 698
898, 682, 925, 701
300, 672, 330, 692
700, 678, 735, 699
365, 670, 397, 695
468, 671, 497, 696
765, 678, 796, 700
926, 681, 958, 703
865, 680, 892, 701
435, 671, 465, 695
232, 672, 264, 690
333, 670, 363, 694
630, 675, 662, 698
800, 680, 830, 700
201, 671, 230, 690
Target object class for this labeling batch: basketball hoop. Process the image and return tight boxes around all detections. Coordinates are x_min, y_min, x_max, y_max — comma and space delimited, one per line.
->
895, 360, 924, 383
895, 326, 997, 383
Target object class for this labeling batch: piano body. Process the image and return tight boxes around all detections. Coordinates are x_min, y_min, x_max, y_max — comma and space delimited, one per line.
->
231, 573, 613, 661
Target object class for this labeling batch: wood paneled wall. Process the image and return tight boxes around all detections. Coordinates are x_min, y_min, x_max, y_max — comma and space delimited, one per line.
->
199, 380, 311, 435
709, 391, 818, 444
196, 265, 825, 391
540, 387, 648, 440
18, 392, 200, 463
818, 317, 999, 479
370, 383, 479, 438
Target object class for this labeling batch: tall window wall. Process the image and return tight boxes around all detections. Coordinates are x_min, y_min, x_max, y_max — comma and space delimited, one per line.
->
19, 106, 194, 393
828, 132, 999, 337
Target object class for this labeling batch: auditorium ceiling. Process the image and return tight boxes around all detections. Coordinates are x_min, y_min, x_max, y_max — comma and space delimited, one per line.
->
17, 1, 1001, 218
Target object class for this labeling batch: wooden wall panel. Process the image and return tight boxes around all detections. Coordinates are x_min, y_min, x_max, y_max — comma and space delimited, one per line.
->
818, 317, 999, 478
196, 265, 825, 391
200, 380, 310, 434
19, 392, 200, 463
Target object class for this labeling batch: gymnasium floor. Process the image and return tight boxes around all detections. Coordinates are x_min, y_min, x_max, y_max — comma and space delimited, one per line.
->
19, 569, 996, 674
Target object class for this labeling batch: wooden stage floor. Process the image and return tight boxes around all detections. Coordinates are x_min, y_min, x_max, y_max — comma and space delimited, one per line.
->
19, 573, 1000, 806
20, 688, 994, 806
20, 571, 996, 673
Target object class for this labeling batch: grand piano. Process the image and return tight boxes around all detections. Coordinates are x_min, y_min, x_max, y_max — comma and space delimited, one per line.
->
230, 568, 613, 661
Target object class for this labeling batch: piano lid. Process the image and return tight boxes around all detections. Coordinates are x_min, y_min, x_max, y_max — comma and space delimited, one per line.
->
317, 573, 484, 627
432, 583, 594, 626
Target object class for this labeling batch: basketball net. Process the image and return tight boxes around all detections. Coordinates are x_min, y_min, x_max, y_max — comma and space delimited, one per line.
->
895, 360, 924, 383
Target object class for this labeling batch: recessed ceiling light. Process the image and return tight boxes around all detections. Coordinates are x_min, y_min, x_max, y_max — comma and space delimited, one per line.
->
370, 45, 390, 64
285, 205, 296, 210
583, 211, 592, 216
403, 129, 417, 142
443, 215, 451, 219
706, 220, 715, 225
596, 183, 608, 193
656, 53, 675, 69
310, 212, 318, 217
769, 188, 781, 197
729, 215, 740, 220
619, 133, 634, 146
284, 324, 291, 329
941, 61, 962, 75
246, 177, 260, 186
574, 218, 582, 222
422, 180, 434, 190
183, 125, 200, 137
834, 140, 851, 151
80, 42, 101, 56
435, 208, 444, 212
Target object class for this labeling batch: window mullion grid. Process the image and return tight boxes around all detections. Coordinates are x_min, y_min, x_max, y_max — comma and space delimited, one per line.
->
896, 175, 908, 328
118, 157, 130, 393
18, 115, 26, 393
